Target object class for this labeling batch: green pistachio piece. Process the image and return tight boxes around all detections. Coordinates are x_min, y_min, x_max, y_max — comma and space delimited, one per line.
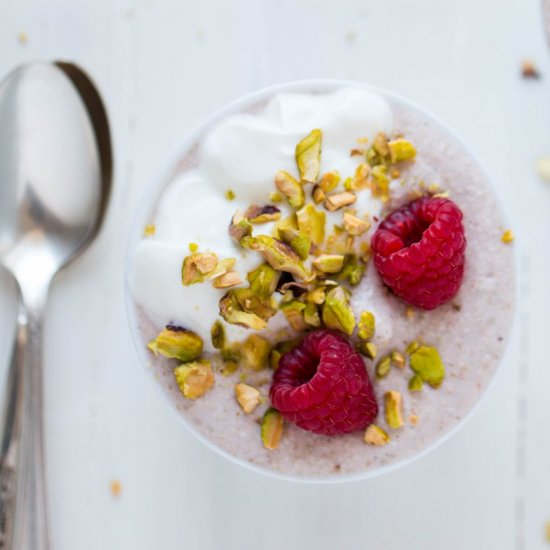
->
357, 341, 378, 360
408, 374, 424, 392
324, 191, 357, 212
296, 203, 326, 245
275, 170, 305, 209
406, 341, 421, 355
371, 165, 390, 201
313, 254, 345, 274
181, 252, 218, 285
384, 390, 404, 429
322, 286, 356, 335
212, 271, 242, 289
247, 263, 280, 299
148, 325, 203, 362
373, 132, 390, 157
233, 287, 278, 320
303, 302, 321, 327
241, 235, 310, 281
295, 129, 322, 183
280, 300, 307, 331
306, 287, 326, 305
339, 254, 365, 286
244, 204, 282, 223
228, 211, 253, 243
357, 311, 375, 340
312, 184, 326, 204
348, 163, 370, 191
272, 214, 298, 240
235, 383, 261, 414
269, 349, 282, 370
219, 292, 267, 330
261, 408, 284, 450
269, 191, 283, 203
364, 424, 390, 446
409, 345, 445, 388
220, 361, 239, 377
278, 227, 311, 261
375, 355, 392, 379
343, 212, 370, 236
174, 360, 214, 399
210, 320, 226, 350
389, 138, 417, 163
391, 350, 406, 369
241, 334, 271, 370
320, 170, 341, 193
208, 258, 237, 280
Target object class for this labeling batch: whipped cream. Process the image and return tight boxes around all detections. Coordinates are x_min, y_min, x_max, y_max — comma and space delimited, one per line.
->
130, 88, 394, 349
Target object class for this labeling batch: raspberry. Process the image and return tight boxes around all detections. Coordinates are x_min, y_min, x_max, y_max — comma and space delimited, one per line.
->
269, 330, 378, 436
371, 197, 466, 310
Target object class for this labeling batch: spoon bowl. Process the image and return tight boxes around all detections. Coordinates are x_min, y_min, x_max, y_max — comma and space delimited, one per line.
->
0, 62, 111, 550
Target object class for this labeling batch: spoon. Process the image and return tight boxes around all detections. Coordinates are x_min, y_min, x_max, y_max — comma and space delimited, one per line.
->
0, 62, 112, 549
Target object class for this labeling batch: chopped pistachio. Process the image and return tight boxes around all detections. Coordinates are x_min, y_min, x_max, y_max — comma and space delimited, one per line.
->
409, 345, 445, 388
357, 311, 375, 340
208, 258, 237, 280
320, 170, 341, 193
219, 291, 267, 330
281, 300, 307, 331
182, 252, 218, 285
391, 350, 406, 369
373, 132, 390, 157
229, 211, 253, 243
364, 424, 390, 446
174, 361, 214, 399
312, 254, 345, 274
389, 138, 416, 163
279, 281, 307, 296
303, 302, 321, 327
233, 288, 278, 320
306, 287, 326, 305
247, 263, 280, 298
406, 341, 421, 355
409, 413, 419, 426
338, 254, 364, 286
312, 185, 326, 204
269, 349, 282, 370
235, 383, 261, 414
371, 165, 390, 200
408, 374, 424, 392
296, 203, 326, 245
324, 191, 357, 211
244, 204, 282, 223
188, 242, 199, 253
241, 235, 310, 281
241, 334, 271, 370
212, 271, 242, 288
148, 325, 203, 362
269, 191, 283, 203
261, 408, 284, 450
272, 213, 298, 240
351, 163, 371, 190
343, 176, 354, 191
295, 129, 322, 183
220, 361, 239, 377
275, 171, 305, 209
324, 226, 354, 256
210, 320, 226, 350
144, 224, 156, 236
358, 341, 378, 360
225, 189, 236, 200
278, 227, 311, 260
322, 286, 356, 335
391, 168, 401, 179
384, 390, 404, 429
375, 355, 392, 379
343, 212, 371, 236
501, 229, 514, 243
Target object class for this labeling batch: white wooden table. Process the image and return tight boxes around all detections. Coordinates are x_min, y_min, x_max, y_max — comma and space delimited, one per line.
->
0, 0, 548, 548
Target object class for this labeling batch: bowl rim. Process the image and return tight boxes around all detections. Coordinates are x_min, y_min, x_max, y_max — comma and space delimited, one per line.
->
124, 78, 518, 484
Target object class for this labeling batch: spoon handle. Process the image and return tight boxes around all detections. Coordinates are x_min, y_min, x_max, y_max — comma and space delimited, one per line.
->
0, 298, 49, 550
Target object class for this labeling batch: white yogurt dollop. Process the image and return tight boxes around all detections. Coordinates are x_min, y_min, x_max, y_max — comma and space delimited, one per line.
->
130, 88, 394, 349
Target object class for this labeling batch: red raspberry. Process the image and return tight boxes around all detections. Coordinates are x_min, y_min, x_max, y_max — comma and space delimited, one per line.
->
371, 197, 466, 310
269, 330, 378, 436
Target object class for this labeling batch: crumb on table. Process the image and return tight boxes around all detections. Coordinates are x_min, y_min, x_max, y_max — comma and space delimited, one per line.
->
521, 59, 540, 79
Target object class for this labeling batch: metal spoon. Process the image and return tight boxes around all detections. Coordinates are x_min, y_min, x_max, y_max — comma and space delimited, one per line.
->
0, 62, 112, 550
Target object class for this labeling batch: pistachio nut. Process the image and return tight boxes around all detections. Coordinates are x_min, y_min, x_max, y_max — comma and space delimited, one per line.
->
324, 191, 357, 212
208, 258, 237, 280
320, 170, 341, 193
406, 340, 421, 355
148, 325, 203, 362
275, 170, 305, 209
312, 185, 326, 204
375, 355, 392, 379
357, 341, 377, 360
244, 204, 282, 224
384, 390, 404, 429
241, 334, 271, 370
174, 360, 214, 399
357, 311, 375, 340
322, 286, 356, 335
296, 203, 326, 245
229, 211, 253, 243
364, 424, 390, 446
303, 302, 321, 327
409, 345, 445, 388
225, 189, 236, 200
338, 254, 364, 286
210, 320, 226, 350
247, 263, 280, 299
295, 129, 322, 183
219, 291, 267, 330
212, 271, 242, 288
312, 254, 345, 274
343, 212, 370, 236
235, 383, 261, 414
373, 132, 390, 157
501, 229, 514, 243
391, 350, 406, 369
261, 408, 284, 450
408, 374, 423, 392
181, 252, 218, 285
388, 138, 416, 163
280, 300, 307, 331
278, 227, 311, 261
